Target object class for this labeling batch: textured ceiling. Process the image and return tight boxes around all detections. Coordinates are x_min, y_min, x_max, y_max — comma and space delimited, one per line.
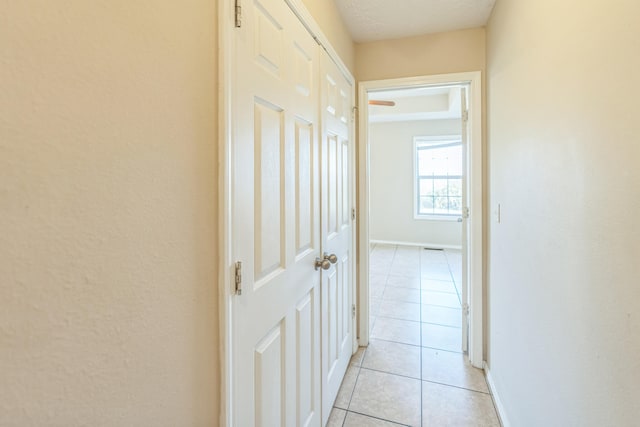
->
335, 0, 497, 43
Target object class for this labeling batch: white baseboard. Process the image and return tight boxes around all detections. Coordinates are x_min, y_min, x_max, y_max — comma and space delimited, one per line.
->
484, 362, 511, 427
370, 239, 462, 251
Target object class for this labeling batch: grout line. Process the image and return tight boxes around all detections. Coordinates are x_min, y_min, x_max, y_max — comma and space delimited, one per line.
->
421, 378, 492, 395
344, 410, 410, 426
358, 366, 421, 382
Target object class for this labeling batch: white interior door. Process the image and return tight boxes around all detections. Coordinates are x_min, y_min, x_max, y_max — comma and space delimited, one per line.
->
231, 0, 322, 425
319, 50, 355, 426
460, 86, 470, 353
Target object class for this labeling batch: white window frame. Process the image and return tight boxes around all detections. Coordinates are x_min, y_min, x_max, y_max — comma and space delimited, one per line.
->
413, 135, 462, 221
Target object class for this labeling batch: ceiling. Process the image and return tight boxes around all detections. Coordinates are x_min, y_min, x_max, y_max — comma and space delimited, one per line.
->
369, 86, 462, 123
335, 0, 497, 43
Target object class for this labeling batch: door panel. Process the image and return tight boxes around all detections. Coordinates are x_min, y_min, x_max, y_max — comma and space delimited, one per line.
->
320, 51, 354, 426
232, 0, 321, 424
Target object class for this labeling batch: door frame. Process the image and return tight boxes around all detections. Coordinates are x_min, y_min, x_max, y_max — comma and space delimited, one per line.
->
357, 72, 484, 368
218, 0, 356, 424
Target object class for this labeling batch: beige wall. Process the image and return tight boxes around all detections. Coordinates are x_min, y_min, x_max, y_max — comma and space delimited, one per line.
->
355, 28, 486, 82
487, 0, 640, 425
301, 0, 355, 72
0, 1, 219, 425
370, 120, 462, 247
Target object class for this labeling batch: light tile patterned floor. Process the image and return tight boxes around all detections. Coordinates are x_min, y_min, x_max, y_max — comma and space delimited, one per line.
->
328, 244, 501, 427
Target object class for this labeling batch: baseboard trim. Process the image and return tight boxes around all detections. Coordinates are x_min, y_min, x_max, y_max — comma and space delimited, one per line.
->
370, 239, 462, 251
484, 362, 511, 427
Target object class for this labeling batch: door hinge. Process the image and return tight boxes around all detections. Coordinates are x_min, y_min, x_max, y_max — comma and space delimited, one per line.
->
351, 106, 357, 123
234, 0, 242, 28
462, 109, 469, 123
352, 304, 356, 318
351, 208, 356, 221
462, 303, 470, 317
234, 261, 242, 295
462, 207, 470, 219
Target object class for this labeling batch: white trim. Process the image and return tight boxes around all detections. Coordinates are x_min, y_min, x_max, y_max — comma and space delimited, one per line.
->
370, 239, 462, 251
218, 0, 233, 426
358, 72, 484, 366
219, 0, 356, 424
484, 363, 512, 427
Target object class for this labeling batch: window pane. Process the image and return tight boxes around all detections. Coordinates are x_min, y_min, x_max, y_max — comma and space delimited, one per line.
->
419, 178, 434, 196
449, 197, 462, 213
419, 196, 434, 214
434, 197, 449, 214
448, 179, 462, 197
417, 150, 433, 176
416, 141, 463, 217
429, 146, 449, 176
418, 143, 462, 176
433, 179, 448, 196
446, 146, 463, 176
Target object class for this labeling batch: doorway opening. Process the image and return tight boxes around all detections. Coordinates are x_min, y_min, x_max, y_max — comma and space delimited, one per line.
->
357, 73, 484, 368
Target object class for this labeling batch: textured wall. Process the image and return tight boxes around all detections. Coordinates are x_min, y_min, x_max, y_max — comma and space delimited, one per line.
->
369, 120, 462, 247
487, 0, 640, 425
355, 28, 485, 82
0, 1, 219, 425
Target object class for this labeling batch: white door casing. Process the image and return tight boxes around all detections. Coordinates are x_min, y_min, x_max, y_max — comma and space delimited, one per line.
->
460, 86, 470, 353
319, 51, 355, 426
231, 0, 322, 424
357, 73, 483, 368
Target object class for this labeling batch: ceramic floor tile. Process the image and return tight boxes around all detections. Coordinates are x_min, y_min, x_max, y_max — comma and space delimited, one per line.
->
422, 381, 500, 427
361, 339, 421, 379
382, 286, 421, 304
349, 369, 421, 427
388, 265, 421, 278
421, 323, 462, 352
371, 317, 421, 346
421, 305, 461, 328
377, 300, 421, 322
327, 408, 347, 426
421, 291, 460, 309
420, 278, 457, 294
370, 297, 382, 316
386, 274, 421, 289
343, 412, 408, 426
370, 284, 386, 299
370, 263, 392, 276
370, 274, 389, 287
351, 347, 367, 366
334, 364, 360, 409
421, 270, 453, 282
422, 348, 489, 393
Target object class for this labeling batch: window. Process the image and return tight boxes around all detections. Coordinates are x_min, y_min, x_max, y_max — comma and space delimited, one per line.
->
415, 137, 462, 218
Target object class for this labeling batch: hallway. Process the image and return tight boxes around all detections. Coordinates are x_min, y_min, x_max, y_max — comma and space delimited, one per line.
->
328, 244, 500, 426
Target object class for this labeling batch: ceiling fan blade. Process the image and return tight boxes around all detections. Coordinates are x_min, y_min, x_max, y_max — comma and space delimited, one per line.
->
368, 100, 396, 107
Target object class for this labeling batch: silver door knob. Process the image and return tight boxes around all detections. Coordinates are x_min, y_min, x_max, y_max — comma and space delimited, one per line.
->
457, 217, 463, 222
324, 253, 338, 264
315, 257, 331, 271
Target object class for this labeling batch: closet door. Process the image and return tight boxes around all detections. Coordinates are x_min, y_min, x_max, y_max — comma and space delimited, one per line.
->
319, 50, 355, 426
231, 0, 321, 424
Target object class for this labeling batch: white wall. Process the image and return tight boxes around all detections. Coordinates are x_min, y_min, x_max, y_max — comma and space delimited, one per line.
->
370, 120, 462, 247
0, 1, 219, 425
487, 0, 640, 425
